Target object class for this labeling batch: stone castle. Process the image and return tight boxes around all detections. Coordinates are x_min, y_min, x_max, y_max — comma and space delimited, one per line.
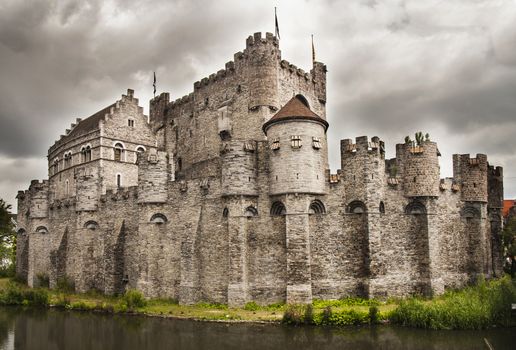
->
16, 32, 505, 305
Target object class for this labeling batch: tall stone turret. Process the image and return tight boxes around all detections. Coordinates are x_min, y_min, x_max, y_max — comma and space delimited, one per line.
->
28, 180, 49, 219
453, 154, 488, 202
400, 141, 440, 197
263, 95, 328, 196
340, 136, 385, 209
245, 32, 280, 113
263, 96, 328, 304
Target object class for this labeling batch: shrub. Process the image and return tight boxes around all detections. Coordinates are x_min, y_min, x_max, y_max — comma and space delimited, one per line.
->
282, 304, 308, 325
0, 283, 49, 307
321, 306, 332, 325
56, 276, 75, 293
121, 289, 147, 309
369, 306, 379, 324
35, 273, 50, 288
244, 301, 260, 311
55, 294, 71, 309
195, 302, 227, 310
304, 304, 314, 325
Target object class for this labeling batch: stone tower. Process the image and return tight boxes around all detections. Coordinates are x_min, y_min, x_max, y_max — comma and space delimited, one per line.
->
263, 95, 329, 303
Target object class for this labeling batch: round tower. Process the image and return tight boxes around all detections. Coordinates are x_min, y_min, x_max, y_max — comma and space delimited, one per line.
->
263, 95, 328, 195
245, 32, 280, 111
402, 141, 440, 197
221, 140, 258, 196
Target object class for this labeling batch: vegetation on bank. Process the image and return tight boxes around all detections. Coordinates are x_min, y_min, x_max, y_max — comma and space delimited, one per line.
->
0, 276, 515, 329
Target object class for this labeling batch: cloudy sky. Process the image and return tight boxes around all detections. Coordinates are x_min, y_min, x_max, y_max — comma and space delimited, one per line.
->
1, 0, 515, 211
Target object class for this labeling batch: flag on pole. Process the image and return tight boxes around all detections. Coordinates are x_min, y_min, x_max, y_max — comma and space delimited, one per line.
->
311, 34, 315, 63
275, 7, 280, 39
153, 71, 156, 97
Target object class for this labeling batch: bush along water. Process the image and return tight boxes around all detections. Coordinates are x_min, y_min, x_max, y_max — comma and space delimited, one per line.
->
282, 304, 381, 326
0, 282, 49, 307
389, 276, 516, 330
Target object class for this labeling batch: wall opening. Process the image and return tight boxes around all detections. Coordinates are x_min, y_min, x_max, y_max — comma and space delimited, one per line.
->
309, 200, 326, 214
270, 201, 286, 216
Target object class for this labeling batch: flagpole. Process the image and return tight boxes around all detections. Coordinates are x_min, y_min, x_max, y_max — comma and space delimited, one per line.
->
311, 34, 315, 64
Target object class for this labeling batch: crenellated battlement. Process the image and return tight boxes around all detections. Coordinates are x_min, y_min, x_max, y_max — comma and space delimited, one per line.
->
100, 186, 138, 203
453, 154, 488, 202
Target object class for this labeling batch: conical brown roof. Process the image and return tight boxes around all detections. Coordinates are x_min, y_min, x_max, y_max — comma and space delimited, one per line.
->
262, 96, 329, 134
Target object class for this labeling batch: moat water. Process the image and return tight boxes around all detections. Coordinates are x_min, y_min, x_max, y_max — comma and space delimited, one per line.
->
0, 306, 515, 350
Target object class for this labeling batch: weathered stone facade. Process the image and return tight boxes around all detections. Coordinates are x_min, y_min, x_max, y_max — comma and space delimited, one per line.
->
16, 32, 504, 305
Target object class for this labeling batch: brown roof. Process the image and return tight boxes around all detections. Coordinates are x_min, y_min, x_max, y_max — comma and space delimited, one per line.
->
503, 200, 514, 218
262, 96, 328, 134
63, 103, 116, 141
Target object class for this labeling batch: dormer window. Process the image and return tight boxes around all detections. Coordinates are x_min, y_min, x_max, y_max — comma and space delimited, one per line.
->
291, 135, 302, 149
312, 137, 322, 149
128, 119, 134, 127
270, 138, 280, 150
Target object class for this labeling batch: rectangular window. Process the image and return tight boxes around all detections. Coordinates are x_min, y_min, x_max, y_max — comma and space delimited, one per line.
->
244, 142, 255, 152
270, 138, 280, 150
291, 135, 302, 149
312, 137, 322, 149
128, 119, 134, 127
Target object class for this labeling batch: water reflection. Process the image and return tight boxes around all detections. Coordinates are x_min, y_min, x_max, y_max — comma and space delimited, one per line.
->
0, 307, 514, 350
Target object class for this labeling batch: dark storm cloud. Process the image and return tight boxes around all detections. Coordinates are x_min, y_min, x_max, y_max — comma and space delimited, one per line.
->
1, 0, 516, 208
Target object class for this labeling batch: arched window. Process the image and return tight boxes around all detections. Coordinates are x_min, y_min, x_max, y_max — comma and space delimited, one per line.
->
114, 143, 124, 161
223, 207, 229, 218
348, 200, 366, 214
244, 206, 258, 217
309, 200, 326, 214
81, 145, 92, 162
405, 201, 426, 215
17, 228, 26, 235
84, 221, 99, 230
270, 201, 286, 216
64, 152, 72, 168
136, 146, 146, 154
462, 206, 480, 219
150, 213, 168, 224
36, 226, 48, 234
52, 158, 59, 175
379, 201, 385, 214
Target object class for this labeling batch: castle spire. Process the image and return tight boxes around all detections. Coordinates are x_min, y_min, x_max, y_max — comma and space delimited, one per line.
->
275, 7, 280, 39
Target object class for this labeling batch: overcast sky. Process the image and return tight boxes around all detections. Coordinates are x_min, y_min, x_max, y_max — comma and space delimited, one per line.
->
1, 0, 515, 212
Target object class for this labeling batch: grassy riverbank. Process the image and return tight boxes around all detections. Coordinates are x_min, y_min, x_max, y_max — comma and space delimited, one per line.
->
1, 277, 515, 329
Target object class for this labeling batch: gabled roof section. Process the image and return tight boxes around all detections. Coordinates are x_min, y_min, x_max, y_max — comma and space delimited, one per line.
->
65, 103, 116, 140
262, 95, 328, 134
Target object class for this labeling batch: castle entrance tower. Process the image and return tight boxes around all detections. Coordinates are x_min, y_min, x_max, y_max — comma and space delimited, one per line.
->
263, 95, 329, 304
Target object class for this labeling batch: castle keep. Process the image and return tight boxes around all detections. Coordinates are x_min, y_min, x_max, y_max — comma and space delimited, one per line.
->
16, 32, 504, 305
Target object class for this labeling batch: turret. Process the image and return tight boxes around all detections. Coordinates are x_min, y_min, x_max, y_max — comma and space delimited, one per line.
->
221, 140, 258, 196
149, 92, 170, 131
453, 154, 488, 202
488, 165, 503, 209
245, 32, 280, 112
399, 141, 440, 197
310, 61, 327, 104
28, 180, 48, 218
263, 95, 328, 195
340, 136, 385, 207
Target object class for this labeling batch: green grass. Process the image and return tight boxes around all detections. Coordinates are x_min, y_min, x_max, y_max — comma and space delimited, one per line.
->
389, 276, 516, 329
1, 276, 514, 329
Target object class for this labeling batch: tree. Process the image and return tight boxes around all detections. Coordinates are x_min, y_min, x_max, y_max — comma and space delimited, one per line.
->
0, 199, 16, 277
502, 216, 516, 277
